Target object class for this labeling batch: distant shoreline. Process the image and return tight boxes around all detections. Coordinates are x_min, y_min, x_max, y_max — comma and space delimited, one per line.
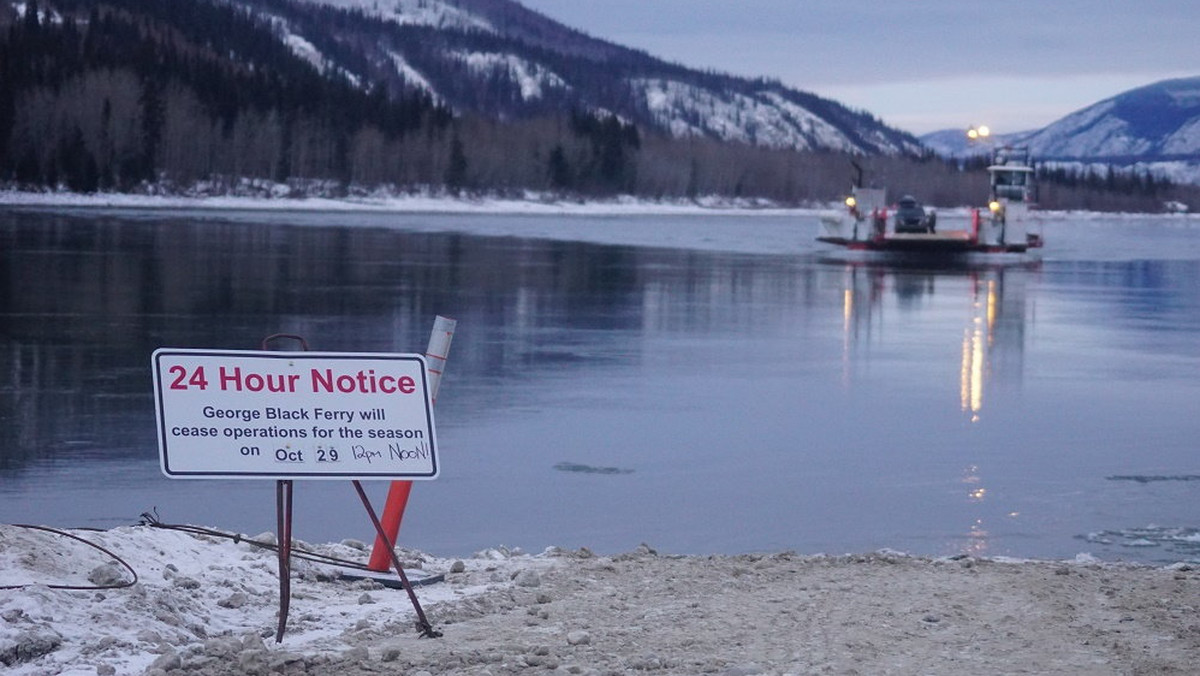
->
0, 189, 816, 217
3, 189, 1195, 219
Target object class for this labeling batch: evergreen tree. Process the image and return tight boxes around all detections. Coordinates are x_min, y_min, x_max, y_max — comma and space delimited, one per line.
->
137, 77, 164, 183
445, 134, 467, 193
547, 144, 571, 190
24, 0, 41, 35
57, 125, 99, 193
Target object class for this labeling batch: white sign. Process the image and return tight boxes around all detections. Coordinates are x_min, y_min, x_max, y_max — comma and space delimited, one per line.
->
152, 349, 438, 479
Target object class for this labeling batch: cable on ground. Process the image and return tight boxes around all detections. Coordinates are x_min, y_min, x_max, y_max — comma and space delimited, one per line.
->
2, 524, 139, 590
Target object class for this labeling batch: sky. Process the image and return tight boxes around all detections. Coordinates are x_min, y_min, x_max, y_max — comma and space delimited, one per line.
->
517, 0, 1199, 136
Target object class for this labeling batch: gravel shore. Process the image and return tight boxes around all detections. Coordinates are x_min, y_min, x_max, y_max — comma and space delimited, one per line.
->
2, 526, 1197, 675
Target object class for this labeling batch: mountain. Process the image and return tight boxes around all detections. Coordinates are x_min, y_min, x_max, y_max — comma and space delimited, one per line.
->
918, 128, 1034, 160
1, 0, 938, 201
245, 0, 924, 156
920, 76, 1200, 184
26, 0, 1196, 208
1021, 76, 1200, 162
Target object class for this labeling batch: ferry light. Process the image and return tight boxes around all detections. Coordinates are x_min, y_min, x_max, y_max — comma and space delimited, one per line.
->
844, 194, 861, 219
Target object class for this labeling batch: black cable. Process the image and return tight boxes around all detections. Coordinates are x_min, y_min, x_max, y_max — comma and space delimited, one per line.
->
3, 514, 403, 591
2, 524, 139, 590
137, 511, 376, 571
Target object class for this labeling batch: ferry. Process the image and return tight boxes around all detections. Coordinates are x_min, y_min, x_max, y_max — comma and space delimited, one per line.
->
818, 146, 1044, 256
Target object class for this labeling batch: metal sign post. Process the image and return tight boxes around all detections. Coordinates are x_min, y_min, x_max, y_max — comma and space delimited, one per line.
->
262, 334, 301, 644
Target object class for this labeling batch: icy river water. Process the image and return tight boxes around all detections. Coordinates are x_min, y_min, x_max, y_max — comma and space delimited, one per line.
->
1, 206, 1198, 564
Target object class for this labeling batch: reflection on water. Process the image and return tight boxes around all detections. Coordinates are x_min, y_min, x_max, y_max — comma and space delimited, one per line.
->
836, 261, 1035, 419
2, 209, 1197, 564
830, 259, 1039, 558
0, 211, 658, 470
1, 215, 450, 469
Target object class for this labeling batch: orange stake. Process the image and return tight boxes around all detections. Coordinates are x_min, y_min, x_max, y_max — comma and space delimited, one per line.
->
367, 316, 456, 572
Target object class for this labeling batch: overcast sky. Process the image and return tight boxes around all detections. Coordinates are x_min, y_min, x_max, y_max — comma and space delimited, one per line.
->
517, 0, 1198, 136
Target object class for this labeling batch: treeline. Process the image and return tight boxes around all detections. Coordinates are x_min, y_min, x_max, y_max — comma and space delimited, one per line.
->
1033, 164, 1197, 212
1, 0, 1196, 212
947, 154, 1193, 211
0, 0, 451, 192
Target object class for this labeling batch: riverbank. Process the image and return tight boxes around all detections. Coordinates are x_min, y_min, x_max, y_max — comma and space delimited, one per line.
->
4, 187, 1196, 222
0, 188, 812, 216
2, 524, 1196, 675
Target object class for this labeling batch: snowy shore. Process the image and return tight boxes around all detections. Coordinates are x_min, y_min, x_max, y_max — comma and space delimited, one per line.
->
2, 524, 1197, 675
0, 189, 815, 216
2, 187, 1195, 222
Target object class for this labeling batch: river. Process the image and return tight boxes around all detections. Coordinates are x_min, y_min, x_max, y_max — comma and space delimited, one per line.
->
1, 206, 1197, 563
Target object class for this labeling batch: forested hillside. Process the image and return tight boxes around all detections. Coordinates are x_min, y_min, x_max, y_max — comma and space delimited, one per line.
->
0, 0, 923, 201
0, 0, 451, 193
1, 0, 1196, 211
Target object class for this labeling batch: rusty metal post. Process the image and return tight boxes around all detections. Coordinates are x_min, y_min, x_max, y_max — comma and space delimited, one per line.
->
274, 479, 293, 643
353, 480, 441, 637
261, 334, 309, 643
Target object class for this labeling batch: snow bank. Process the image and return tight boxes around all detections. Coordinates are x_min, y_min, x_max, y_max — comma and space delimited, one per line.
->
3, 524, 1197, 675
0, 523, 551, 675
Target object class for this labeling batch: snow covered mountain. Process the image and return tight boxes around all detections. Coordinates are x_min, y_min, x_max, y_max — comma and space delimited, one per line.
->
918, 128, 1034, 159
920, 76, 1200, 183
241, 0, 923, 155
1022, 76, 1200, 161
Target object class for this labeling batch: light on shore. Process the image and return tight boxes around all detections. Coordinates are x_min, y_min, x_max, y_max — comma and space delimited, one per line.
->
967, 125, 991, 140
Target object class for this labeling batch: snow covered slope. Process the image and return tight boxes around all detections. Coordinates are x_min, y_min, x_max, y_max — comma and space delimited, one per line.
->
295, 0, 495, 31
1023, 76, 1200, 161
922, 77, 1200, 163
246, 0, 921, 155
920, 76, 1200, 183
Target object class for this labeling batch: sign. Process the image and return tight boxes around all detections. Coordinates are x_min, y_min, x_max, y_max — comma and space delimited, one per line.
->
152, 349, 438, 479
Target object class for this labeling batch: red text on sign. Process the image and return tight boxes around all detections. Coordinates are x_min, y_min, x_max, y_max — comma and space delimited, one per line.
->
310, 368, 416, 395
219, 367, 301, 393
